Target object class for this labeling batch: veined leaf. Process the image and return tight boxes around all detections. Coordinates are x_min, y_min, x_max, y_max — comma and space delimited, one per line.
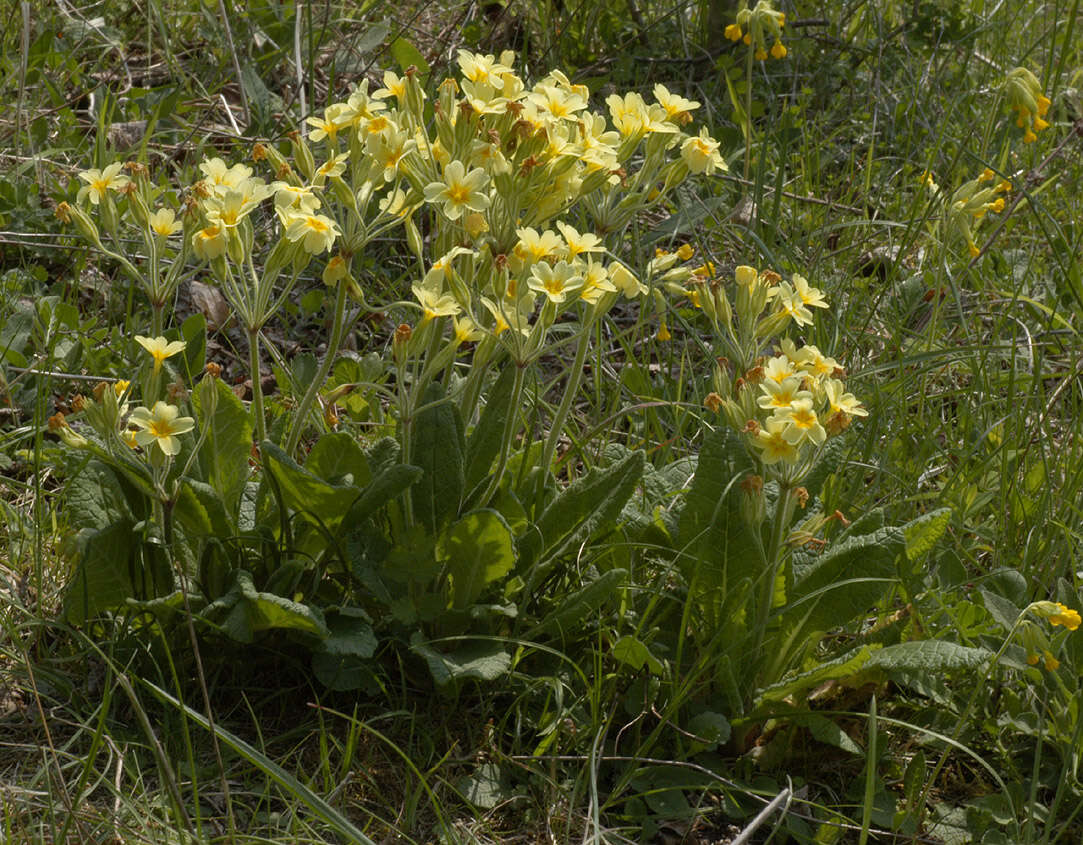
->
903, 508, 952, 562
439, 509, 516, 610
193, 376, 253, 516
410, 383, 465, 532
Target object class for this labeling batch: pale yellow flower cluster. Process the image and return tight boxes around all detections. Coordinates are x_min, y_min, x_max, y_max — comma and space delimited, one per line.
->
408, 222, 641, 354
692, 266, 866, 481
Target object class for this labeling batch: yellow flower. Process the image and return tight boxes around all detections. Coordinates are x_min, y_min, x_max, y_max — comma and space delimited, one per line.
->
423, 160, 490, 221
528, 260, 583, 305
1030, 601, 1082, 631
76, 162, 129, 205
680, 127, 728, 175
1043, 650, 1060, 671
412, 284, 462, 323
1004, 67, 1051, 143
284, 212, 341, 255
1050, 604, 1082, 631
774, 397, 827, 447
323, 254, 348, 286
128, 401, 195, 457
149, 208, 183, 238
752, 416, 800, 465
135, 335, 187, 373
192, 224, 227, 261
199, 158, 253, 195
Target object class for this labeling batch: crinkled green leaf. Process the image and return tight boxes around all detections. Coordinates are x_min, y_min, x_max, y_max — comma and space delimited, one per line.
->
439, 509, 516, 610
903, 507, 952, 562
409, 635, 510, 687
410, 383, 465, 532
193, 376, 253, 515
757, 645, 879, 704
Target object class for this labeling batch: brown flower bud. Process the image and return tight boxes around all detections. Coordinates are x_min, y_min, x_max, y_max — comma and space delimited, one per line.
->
55, 202, 73, 223
794, 487, 809, 509
205, 361, 222, 379
704, 392, 723, 413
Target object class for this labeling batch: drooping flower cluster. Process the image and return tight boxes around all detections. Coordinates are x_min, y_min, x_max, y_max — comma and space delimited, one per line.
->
942, 168, 1012, 258
1020, 601, 1080, 672
1004, 67, 1051, 144
725, 0, 788, 60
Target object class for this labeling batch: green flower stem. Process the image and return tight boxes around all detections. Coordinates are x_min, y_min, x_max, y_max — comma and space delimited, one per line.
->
478, 357, 526, 508
533, 320, 592, 515
247, 325, 266, 444
743, 46, 754, 183
752, 480, 796, 661
284, 280, 348, 456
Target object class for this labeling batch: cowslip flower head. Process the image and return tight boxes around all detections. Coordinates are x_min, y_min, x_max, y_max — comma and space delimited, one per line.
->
77, 162, 129, 205
1004, 67, 1051, 143
1030, 601, 1081, 631
128, 401, 195, 457
423, 160, 490, 221
726, 0, 787, 60
136, 335, 187, 373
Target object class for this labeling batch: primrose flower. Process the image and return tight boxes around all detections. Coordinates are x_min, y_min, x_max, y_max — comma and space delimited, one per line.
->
284, 212, 341, 254
514, 227, 564, 267
373, 70, 408, 101
135, 335, 187, 373
578, 258, 618, 304
528, 260, 583, 305
823, 379, 868, 419
607, 92, 652, 138
306, 103, 353, 143
149, 208, 183, 238
791, 274, 828, 310
775, 397, 827, 447
609, 262, 647, 298
757, 375, 810, 411
556, 222, 603, 259
199, 158, 253, 195
412, 284, 462, 323
681, 128, 728, 175
1004, 67, 1051, 143
128, 401, 195, 457
77, 162, 129, 205
527, 83, 587, 121
457, 50, 513, 86
654, 84, 700, 124
272, 182, 321, 214
192, 224, 228, 261
774, 281, 816, 326
366, 125, 417, 182
752, 416, 800, 465
423, 160, 490, 221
